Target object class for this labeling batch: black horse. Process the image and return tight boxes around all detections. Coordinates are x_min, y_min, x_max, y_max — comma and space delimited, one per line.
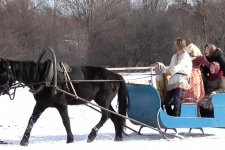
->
0, 58, 127, 146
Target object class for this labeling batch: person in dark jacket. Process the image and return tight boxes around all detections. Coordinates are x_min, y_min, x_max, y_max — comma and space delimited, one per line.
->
202, 44, 225, 90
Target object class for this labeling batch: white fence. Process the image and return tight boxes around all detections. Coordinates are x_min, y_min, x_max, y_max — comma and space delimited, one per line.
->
107, 67, 156, 87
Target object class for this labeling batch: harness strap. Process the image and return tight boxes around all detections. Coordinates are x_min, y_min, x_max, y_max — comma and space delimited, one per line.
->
64, 69, 70, 92
30, 59, 54, 94
162, 74, 167, 99
60, 62, 79, 99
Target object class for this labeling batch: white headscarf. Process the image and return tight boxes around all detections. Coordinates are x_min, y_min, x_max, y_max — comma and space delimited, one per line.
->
154, 62, 167, 80
187, 43, 202, 60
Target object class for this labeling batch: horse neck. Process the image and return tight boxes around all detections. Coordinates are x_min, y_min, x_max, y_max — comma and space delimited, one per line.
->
10, 60, 44, 85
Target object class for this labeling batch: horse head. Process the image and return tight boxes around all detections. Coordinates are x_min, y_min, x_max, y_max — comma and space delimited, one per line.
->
0, 58, 54, 97
0, 58, 14, 96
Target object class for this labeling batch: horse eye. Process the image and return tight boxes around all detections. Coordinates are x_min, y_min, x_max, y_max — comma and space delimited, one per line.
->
0, 72, 6, 78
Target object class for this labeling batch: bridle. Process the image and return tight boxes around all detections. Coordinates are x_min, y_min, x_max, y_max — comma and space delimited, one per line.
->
0, 60, 20, 100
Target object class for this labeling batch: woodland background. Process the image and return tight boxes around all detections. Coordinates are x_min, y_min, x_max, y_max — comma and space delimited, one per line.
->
0, 0, 225, 67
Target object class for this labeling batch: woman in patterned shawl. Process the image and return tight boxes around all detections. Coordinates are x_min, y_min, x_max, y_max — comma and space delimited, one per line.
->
182, 43, 210, 117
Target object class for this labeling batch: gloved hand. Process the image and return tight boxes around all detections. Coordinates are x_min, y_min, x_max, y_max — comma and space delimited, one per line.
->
209, 91, 216, 100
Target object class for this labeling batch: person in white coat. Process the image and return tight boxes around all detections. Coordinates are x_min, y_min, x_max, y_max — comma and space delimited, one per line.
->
159, 38, 192, 116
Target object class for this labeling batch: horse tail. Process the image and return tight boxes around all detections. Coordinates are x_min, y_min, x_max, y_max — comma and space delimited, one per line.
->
117, 74, 128, 129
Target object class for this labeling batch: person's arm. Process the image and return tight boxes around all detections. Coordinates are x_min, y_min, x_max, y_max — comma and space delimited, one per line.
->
194, 56, 210, 67
218, 56, 225, 76
208, 77, 225, 99
167, 53, 191, 76
214, 77, 225, 94
201, 65, 210, 78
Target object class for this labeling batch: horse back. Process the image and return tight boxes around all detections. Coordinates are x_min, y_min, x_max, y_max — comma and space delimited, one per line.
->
65, 66, 121, 102
80, 66, 119, 80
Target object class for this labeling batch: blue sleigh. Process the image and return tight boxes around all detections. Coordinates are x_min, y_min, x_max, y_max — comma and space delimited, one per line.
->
126, 83, 225, 135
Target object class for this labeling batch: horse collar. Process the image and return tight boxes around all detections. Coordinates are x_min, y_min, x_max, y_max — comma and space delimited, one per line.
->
30, 59, 54, 94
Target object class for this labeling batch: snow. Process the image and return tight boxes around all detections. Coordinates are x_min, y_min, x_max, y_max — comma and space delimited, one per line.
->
1, 73, 225, 150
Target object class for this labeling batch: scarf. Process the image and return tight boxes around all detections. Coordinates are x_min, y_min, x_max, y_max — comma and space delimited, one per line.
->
208, 71, 224, 81
208, 62, 222, 81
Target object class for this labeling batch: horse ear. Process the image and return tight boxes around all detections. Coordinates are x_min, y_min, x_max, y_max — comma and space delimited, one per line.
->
0, 58, 6, 62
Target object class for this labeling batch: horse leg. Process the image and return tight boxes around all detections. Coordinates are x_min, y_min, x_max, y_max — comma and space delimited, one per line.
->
87, 85, 119, 143
55, 104, 74, 143
20, 104, 46, 146
87, 107, 109, 143
109, 105, 123, 141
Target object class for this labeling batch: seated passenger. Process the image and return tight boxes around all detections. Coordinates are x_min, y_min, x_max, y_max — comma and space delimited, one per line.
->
154, 62, 171, 103
202, 44, 225, 90
199, 62, 225, 117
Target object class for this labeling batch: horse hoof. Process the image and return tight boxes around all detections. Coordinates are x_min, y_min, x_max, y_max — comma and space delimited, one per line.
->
87, 133, 97, 143
87, 135, 97, 143
20, 141, 29, 146
87, 137, 95, 143
66, 140, 74, 144
87, 129, 97, 143
114, 137, 123, 141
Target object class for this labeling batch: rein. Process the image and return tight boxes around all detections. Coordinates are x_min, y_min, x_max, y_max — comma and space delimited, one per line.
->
3, 58, 157, 100
7, 78, 150, 90
7, 74, 158, 91
7, 77, 156, 97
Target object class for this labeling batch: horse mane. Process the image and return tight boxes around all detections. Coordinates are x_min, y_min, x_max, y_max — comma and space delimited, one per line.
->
9, 60, 47, 84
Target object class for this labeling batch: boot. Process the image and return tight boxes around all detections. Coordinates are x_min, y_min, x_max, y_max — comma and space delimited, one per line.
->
173, 109, 180, 117
165, 106, 173, 116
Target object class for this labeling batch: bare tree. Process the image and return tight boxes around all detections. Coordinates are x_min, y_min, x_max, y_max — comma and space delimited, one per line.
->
1, 0, 225, 67
134, 0, 170, 13
204, 0, 225, 50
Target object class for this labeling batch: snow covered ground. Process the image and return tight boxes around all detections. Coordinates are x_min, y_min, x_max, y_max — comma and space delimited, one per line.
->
1, 73, 225, 150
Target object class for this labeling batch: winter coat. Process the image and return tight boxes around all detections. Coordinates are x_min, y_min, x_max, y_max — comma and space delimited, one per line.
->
207, 72, 225, 94
167, 50, 192, 91
199, 71, 225, 115
202, 49, 225, 77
